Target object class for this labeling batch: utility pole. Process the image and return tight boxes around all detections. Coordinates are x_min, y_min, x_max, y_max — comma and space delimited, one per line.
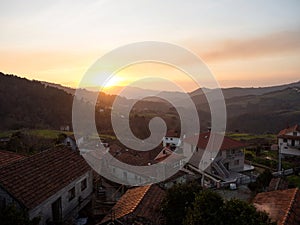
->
278, 143, 282, 172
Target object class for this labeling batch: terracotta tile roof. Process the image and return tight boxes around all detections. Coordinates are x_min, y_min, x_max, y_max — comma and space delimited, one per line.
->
154, 147, 185, 163
278, 124, 300, 136
184, 132, 247, 151
0, 146, 91, 209
253, 188, 300, 225
0, 150, 27, 167
277, 134, 300, 141
166, 130, 180, 138
100, 184, 165, 224
109, 144, 162, 166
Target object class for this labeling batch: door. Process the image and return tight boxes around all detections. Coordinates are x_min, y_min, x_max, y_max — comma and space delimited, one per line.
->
224, 163, 229, 170
291, 140, 295, 146
52, 197, 62, 223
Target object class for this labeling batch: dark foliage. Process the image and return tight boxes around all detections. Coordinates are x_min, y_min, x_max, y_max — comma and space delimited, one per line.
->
0, 205, 40, 225
248, 169, 273, 193
161, 182, 202, 225
184, 190, 275, 225
0, 73, 74, 130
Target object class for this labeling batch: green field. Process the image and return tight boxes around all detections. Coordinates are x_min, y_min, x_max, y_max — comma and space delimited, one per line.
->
227, 133, 276, 141
0, 129, 73, 139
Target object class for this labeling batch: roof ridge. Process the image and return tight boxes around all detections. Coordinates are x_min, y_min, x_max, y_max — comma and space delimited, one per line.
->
0, 147, 60, 169
131, 185, 151, 213
282, 188, 298, 225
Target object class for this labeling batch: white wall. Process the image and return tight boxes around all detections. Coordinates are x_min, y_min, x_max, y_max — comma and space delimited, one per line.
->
29, 170, 93, 225
163, 137, 181, 147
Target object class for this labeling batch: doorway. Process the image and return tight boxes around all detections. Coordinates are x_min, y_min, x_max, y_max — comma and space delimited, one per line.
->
51, 197, 62, 223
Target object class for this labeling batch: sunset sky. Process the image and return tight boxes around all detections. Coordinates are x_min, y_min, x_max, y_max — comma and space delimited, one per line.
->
1, 0, 300, 91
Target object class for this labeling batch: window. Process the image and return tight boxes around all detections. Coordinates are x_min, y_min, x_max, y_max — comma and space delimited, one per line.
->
81, 179, 87, 191
123, 171, 127, 180
283, 139, 287, 143
0, 196, 6, 208
293, 132, 297, 136
234, 160, 239, 166
68, 187, 75, 201
170, 138, 173, 140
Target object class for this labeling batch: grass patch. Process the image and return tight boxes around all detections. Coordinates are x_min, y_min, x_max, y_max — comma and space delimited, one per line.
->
227, 133, 276, 141
0, 129, 72, 139
287, 175, 300, 188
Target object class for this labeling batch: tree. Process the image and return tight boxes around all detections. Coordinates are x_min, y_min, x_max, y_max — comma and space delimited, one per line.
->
222, 199, 275, 225
184, 190, 224, 225
183, 190, 275, 225
0, 205, 40, 225
161, 182, 202, 225
248, 169, 273, 193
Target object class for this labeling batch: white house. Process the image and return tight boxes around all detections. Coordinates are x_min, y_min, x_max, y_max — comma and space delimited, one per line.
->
183, 132, 253, 186
278, 124, 300, 156
0, 146, 93, 225
162, 130, 181, 149
101, 145, 186, 185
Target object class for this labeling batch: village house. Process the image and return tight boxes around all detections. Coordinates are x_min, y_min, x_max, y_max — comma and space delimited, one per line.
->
278, 124, 300, 156
0, 146, 93, 225
162, 130, 181, 150
99, 184, 165, 225
103, 144, 186, 185
183, 132, 253, 186
253, 188, 300, 225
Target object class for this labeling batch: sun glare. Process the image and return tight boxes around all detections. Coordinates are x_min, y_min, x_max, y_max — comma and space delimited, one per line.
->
102, 76, 123, 90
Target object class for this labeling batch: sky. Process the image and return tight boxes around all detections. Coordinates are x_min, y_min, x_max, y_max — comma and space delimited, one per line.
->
0, 0, 300, 91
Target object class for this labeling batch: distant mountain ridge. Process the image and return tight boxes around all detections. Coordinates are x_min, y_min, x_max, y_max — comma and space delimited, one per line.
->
190, 80, 300, 99
1, 72, 300, 133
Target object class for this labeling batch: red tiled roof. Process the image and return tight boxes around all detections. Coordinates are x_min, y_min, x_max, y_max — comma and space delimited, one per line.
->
184, 132, 246, 151
277, 134, 300, 141
278, 124, 300, 136
166, 130, 180, 138
253, 188, 300, 225
154, 147, 185, 163
100, 184, 165, 224
0, 146, 91, 209
0, 150, 27, 167
108, 144, 161, 166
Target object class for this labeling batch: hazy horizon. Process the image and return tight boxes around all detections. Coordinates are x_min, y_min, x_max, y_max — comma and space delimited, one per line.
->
1, 0, 300, 91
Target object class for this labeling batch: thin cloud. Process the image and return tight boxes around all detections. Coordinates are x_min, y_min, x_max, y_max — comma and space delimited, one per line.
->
200, 30, 300, 62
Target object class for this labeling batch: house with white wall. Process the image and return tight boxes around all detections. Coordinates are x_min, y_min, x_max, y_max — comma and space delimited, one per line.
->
162, 130, 181, 150
103, 145, 186, 185
0, 146, 93, 225
183, 132, 252, 186
278, 124, 300, 156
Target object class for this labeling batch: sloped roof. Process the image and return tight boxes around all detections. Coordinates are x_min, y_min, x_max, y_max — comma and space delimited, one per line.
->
183, 132, 246, 151
278, 124, 300, 136
165, 130, 180, 138
0, 150, 27, 167
100, 184, 165, 224
0, 146, 91, 209
154, 147, 185, 163
253, 188, 300, 225
109, 144, 161, 166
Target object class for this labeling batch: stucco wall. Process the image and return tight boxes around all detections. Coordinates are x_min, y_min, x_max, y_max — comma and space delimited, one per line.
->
29, 170, 93, 225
